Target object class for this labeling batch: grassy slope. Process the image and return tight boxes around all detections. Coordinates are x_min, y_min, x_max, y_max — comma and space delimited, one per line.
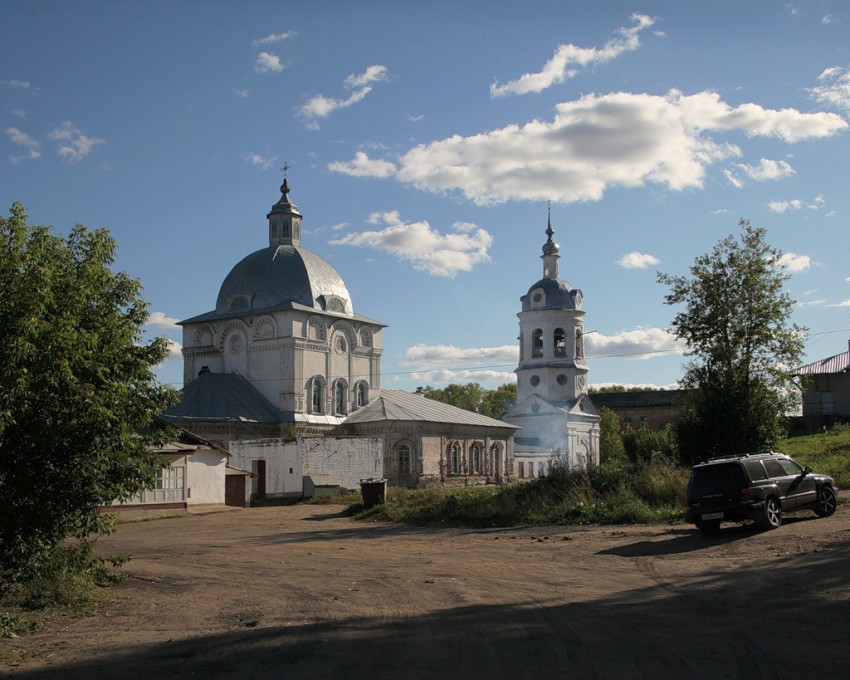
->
780, 424, 850, 488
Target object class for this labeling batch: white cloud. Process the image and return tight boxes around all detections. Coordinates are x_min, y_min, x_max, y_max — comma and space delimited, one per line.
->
491, 13, 655, 97
330, 211, 492, 277
298, 65, 388, 126
828, 299, 850, 308
822, 15, 834, 25
327, 151, 397, 177
617, 251, 659, 269
402, 369, 517, 385
403, 343, 518, 367
1, 79, 32, 89
344, 64, 388, 88
234, 88, 249, 98
809, 66, 850, 112
331, 90, 845, 205
165, 339, 182, 361
48, 121, 104, 162
585, 327, 685, 360
255, 51, 284, 73
147, 312, 181, 329
408, 114, 425, 123
7, 126, 42, 162
732, 158, 795, 184
253, 31, 295, 46
768, 195, 825, 213
591, 381, 679, 391
778, 252, 811, 272
244, 152, 278, 170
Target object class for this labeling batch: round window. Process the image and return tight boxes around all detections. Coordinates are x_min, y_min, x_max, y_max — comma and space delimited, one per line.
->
530, 375, 540, 386
557, 374, 567, 385
532, 292, 543, 303
336, 336, 347, 353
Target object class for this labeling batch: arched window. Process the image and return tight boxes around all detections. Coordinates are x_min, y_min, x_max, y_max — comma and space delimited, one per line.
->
532, 329, 543, 358
310, 377, 325, 414
447, 441, 460, 475
334, 380, 347, 416
576, 329, 584, 358
554, 328, 566, 356
396, 442, 412, 475
356, 381, 368, 408
490, 442, 503, 476
471, 442, 482, 474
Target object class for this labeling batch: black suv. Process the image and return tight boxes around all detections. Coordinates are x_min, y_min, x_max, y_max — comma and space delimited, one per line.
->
684, 453, 837, 536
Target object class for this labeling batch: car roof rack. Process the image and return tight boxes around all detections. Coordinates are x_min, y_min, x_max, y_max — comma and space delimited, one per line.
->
704, 452, 776, 462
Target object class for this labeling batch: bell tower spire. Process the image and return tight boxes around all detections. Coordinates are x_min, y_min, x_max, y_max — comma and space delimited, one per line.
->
541, 202, 560, 279
267, 164, 303, 247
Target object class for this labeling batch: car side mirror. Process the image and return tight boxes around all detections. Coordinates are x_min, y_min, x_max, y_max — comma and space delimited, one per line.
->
803, 466, 812, 475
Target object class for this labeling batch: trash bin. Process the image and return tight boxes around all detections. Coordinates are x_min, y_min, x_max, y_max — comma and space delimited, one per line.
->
360, 478, 387, 508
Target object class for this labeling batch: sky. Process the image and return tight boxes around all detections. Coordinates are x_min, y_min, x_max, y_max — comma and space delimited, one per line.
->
3, 0, 850, 394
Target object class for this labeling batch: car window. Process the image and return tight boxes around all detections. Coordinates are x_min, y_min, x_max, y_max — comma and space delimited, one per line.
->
763, 459, 787, 478
777, 458, 803, 476
689, 463, 745, 495
744, 460, 767, 481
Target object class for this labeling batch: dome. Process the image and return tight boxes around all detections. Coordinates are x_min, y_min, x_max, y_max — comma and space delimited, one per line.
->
521, 277, 577, 311
216, 244, 352, 316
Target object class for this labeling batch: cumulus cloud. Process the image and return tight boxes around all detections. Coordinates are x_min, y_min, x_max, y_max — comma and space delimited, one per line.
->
330, 210, 492, 277
165, 339, 183, 361
327, 150, 398, 177
778, 252, 811, 273
726, 158, 795, 187
48, 121, 104, 162
298, 65, 388, 127
244, 152, 278, 170
491, 13, 655, 97
768, 195, 825, 213
809, 66, 850, 111
403, 343, 518, 367
330, 90, 845, 205
253, 31, 295, 46
585, 327, 685, 360
255, 51, 284, 73
147, 312, 181, 329
617, 252, 659, 269
6, 126, 41, 162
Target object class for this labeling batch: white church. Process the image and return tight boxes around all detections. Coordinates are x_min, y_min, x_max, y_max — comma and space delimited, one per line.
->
160, 177, 598, 500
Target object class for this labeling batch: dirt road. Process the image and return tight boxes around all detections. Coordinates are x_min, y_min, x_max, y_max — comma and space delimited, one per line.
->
3, 502, 850, 679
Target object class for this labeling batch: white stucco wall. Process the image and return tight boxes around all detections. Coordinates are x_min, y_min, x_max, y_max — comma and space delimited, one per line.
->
301, 436, 383, 490
229, 438, 302, 497
187, 448, 228, 505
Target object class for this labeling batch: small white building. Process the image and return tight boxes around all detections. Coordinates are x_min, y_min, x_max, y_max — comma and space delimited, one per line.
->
503, 213, 600, 478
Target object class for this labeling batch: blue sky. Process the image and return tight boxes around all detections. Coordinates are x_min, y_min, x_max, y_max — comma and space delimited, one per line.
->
3, 1, 850, 393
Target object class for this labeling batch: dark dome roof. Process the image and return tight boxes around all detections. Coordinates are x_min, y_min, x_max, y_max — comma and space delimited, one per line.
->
216, 244, 351, 315
522, 277, 577, 311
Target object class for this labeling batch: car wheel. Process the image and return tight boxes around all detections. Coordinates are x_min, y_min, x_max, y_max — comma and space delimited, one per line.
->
697, 520, 721, 537
815, 486, 837, 517
759, 496, 782, 529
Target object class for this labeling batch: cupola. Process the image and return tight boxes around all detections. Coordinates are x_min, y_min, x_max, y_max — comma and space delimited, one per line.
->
267, 177, 303, 247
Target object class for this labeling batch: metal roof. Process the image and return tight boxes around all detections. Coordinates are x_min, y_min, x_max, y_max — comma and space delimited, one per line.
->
794, 345, 850, 376
342, 389, 519, 429
589, 389, 685, 410
163, 371, 285, 423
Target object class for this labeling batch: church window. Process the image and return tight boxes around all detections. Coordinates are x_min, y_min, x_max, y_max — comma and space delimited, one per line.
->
448, 442, 460, 475
490, 443, 503, 476
576, 329, 584, 358
282, 220, 291, 238
396, 442, 412, 474
532, 329, 543, 358
530, 375, 540, 387
335, 336, 347, 353
518, 462, 525, 479
471, 442, 482, 474
557, 374, 567, 386
334, 380, 348, 416
554, 328, 566, 356
310, 377, 325, 414
327, 298, 345, 313
356, 381, 368, 408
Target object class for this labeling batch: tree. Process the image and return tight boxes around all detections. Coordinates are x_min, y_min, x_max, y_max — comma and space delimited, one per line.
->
658, 220, 804, 462
598, 407, 626, 467
422, 382, 517, 420
0, 203, 177, 576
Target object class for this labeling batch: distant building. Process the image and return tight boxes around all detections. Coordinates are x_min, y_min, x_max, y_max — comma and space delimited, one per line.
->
589, 390, 685, 432
793, 340, 850, 432
502, 213, 600, 477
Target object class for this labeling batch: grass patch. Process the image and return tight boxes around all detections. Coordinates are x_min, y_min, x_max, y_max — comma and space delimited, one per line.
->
356, 460, 690, 527
781, 424, 850, 487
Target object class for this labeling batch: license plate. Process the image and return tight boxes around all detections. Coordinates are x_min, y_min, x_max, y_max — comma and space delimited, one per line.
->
701, 512, 724, 521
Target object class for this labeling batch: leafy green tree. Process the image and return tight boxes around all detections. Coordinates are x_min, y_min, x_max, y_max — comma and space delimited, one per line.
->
598, 407, 627, 467
0, 203, 177, 577
658, 220, 804, 463
423, 382, 517, 420
622, 424, 677, 465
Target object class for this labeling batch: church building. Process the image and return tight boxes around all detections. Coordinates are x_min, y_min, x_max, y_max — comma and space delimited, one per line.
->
167, 178, 387, 441
502, 214, 600, 477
